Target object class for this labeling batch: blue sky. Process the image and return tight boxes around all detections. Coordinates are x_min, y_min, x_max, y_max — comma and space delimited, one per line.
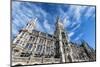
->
12, 1, 96, 49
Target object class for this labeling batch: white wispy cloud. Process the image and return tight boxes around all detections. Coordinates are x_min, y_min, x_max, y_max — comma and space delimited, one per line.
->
12, 23, 19, 36
58, 8, 71, 28
66, 5, 87, 29
57, 5, 87, 32
35, 19, 45, 32
43, 20, 50, 30
12, 1, 49, 37
68, 5, 87, 22
12, 2, 30, 36
74, 33, 84, 41
43, 20, 54, 34
71, 24, 81, 31
70, 22, 76, 28
84, 7, 95, 18
68, 32, 74, 38
63, 16, 71, 28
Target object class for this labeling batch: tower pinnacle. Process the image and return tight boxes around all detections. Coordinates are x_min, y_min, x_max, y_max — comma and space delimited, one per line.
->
25, 18, 36, 32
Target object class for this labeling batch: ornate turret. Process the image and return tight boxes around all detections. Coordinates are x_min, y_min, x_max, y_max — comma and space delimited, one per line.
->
24, 18, 37, 33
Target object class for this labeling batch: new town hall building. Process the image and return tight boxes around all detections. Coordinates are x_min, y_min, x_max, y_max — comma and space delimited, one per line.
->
12, 17, 96, 66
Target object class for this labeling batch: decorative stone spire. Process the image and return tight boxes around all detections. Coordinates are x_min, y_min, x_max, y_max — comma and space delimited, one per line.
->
56, 16, 64, 31
25, 18, 37, 33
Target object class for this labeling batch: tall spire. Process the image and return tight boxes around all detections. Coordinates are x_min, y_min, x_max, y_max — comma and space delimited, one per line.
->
25, 18, 36, 33
55, 16, 64, 31
31, 17, 37, 22
56, 16, 62, 24
54, 16, 68, 63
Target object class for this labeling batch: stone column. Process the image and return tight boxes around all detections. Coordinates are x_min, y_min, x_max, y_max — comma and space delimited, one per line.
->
68, 43, 74, 62
59, 30, 65, 63
52, 41, 55, 63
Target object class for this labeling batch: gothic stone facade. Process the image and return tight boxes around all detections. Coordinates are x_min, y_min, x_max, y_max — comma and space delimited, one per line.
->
12, 17, 96, 66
